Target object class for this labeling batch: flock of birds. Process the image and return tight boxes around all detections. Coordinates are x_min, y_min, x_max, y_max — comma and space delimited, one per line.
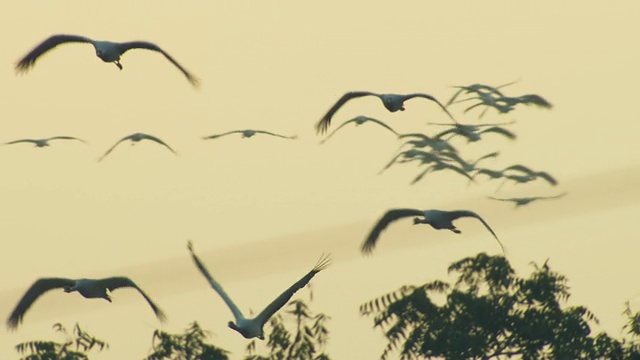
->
6, 33, 566, 345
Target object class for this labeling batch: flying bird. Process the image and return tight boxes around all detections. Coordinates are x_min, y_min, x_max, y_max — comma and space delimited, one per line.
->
7, 277, 166, 330
188, 241, 330, 340
2, 136, 87, 148
488, 192, 568, 208
202, 129, 297, 140
445, 80, 519, 107
98, 132, 177, 161
502, 164, 558, 185
320, 116, 398, 144
15, 34, 200, 87
434, 123, 516, 143
315, 91, 456, 134
411, 161, 475, 185
397, 133, 458, 154
361, 208, 504, 254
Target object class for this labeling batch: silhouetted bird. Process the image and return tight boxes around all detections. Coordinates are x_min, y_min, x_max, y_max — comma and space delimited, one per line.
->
445, 80, 519, 107
315, 91, 455, 134
7, 277, 166, 330
98, 132, 177, 161
488, 192, 567, 208
2, 136, 87, 148
15, 34, 199, 87
203, 129, 297, 140
188, 241, 330, 340
362, 208, 504, 254
320, 116, 398, 144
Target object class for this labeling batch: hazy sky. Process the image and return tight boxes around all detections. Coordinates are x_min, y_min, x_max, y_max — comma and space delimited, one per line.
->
1, 1, 639, 359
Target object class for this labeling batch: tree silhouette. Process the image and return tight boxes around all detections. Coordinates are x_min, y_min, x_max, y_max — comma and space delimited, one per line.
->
244, 297, 331, 360
15, 322, 109, 360
360, 252, 640, 360
145, 321, 229, 360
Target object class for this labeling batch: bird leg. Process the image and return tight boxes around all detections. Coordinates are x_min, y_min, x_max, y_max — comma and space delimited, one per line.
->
449, 227, 462, 234
114, 61, 123, 70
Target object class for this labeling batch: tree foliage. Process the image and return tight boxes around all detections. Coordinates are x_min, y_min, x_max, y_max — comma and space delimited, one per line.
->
15, 323, 109, 360
145, 321, 229, 360
244, 297, 331, 360
360, 252, 640, 360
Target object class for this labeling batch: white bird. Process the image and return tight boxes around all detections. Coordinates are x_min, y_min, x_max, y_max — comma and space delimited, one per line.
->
488, 192, 568, 208
202, 129, 297, 140
2, 136, 87, 148
361, 209, 504, 254
6, 277, 166, 330
315, 91, 456, 134
98, 132, 177, 161
15, 34, 200, 87
320, 115, 398, 144
187, 241, 330, 340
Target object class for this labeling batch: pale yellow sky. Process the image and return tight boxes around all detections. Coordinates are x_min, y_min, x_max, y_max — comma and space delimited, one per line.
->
1, 1, 639, 359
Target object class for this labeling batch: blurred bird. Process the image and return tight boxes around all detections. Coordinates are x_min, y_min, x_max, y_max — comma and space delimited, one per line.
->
441, 151, 500, 173
7, 277, 166, 330
315, 91, 455, 134
98, 132, 177, 161
397, 133, 458, 153
380, 149, 449, 174
411, 161, 475, 184
2, 136, 87, 148
15, 34, 200, 87
445, 80, 519, 107
187, 241, 330, 340
488, 192, 568, 208
502, 164, 558, 185
361, 209, 504, 254
434, 123, 516, 143
320, 116, 398, 144
203, 129, 297, 140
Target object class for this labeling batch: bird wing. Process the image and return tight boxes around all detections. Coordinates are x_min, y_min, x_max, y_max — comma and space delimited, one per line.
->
479, 126, 517, 140
97, 135, 133, 162
438, 162, 475, 182
487, 196, 514, 203
472, 168, 503, 180
361, 208, 425, 254
502, 164, 535, 175
362, 117, 399, 135
546, 192, 568, 199
15, 34, 94, 73
320, 118, 359, 143
433, 127, 458, 139
398, 133, 427, 140
97, 277, 166, 322
7, 278, 75, 329
448, 210, 505, 254
518, 94, 553, 108
404, 93, 457, 123
474, 151, 500, 164
202, 130, 243, 140
255, 254, 331, 325
187, 241, 245, 323
3, 139, 37, 146
140, 134, 178, 155
253, 130, 296, 139
534, 171, 558, 185
445, 87, 469, 107
47, 136, 87, 143
116, 41, 200, 88
314, 91, 378, 134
